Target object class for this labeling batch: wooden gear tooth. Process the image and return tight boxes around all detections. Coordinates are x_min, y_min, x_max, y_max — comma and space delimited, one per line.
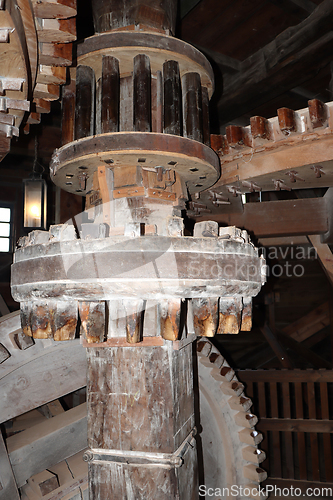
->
242, 446, 266, 464
31, 302, 53, 339
78, 301, 106, 344
13, 330, 35, 350
20, 302, 32, 337
241, 297, 253, 332
228, 395, 253, 412
192, 297, 219, 337
196, 338, 213, 356
123, 299, 145, 344
218, 297, 242, 334
234, 412, 259, 428
158, 298, 181, 341
238, 428, 263, 446
221, 380, 244, 397
243, 464, 267, 482
0, 343, 10, 363
52, 302, 78, 341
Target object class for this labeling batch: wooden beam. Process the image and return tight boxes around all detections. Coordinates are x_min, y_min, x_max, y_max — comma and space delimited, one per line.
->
180, 0, 201, 18
218, 0, 333, 123
265, 478, 333, 493
257, 418, 333, 433
7, 403, 87, 488
268, 0, 316, 19
191, 44, 241, 74
282, 302, 330, 342
0, 433, 20, 500
198, 198, 328, 238
237, 368, 333, 383
260, 324, 294, 368
307, 234, 333, 286
273, 331, 332, 368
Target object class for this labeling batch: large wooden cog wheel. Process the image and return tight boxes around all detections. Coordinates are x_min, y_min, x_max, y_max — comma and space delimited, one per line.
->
0, 312, 267, 500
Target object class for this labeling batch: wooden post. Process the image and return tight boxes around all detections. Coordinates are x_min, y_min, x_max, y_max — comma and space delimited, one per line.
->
163, 60, 181, 136
133, 54, 151, 132
182, 72, 203, 143
86, 343, 197, 499
101, 55, 119, 133
91, 0, 178, 35
75, 65, 95, 140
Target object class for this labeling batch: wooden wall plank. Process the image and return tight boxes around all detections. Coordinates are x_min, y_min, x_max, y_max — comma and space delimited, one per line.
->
295, 382, 307, 480
282, 382, 294, 478
320, 382, 333, 482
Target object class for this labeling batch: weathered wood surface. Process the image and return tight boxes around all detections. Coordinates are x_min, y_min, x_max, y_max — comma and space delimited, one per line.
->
217, 0, 333, 123
61, 79, 75, 145
7, 403, 87, 488
101, 55, 119, 133
75, 65, 95, 140
12, 237, 262, 302
239, 368, 333, 489
198, 198, 328, 237
77, 32, 214, 96
133, 54, 151, 132
0, 432, 20, 500
282, 301, 329, 342
182, 72, 203, 143
49, 131, 219, 195
0, 312, 86, 423
86, 342, 196, 498
163, 60, 181, 136
91, 0, 178, 34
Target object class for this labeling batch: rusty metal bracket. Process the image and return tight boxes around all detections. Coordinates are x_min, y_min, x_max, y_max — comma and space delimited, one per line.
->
82, 428, 197, 469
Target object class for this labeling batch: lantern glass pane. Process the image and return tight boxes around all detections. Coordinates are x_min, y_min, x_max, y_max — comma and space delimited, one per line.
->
24, 179, 46, 228
0, 207, 10, 222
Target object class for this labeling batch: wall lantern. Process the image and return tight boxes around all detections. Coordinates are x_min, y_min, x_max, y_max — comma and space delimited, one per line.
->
23, 177, 47, 229
23, 136, 47, 230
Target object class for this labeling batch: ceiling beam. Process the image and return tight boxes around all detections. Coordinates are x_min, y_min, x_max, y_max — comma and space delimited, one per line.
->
267, 0, 316, 19
180, 0, 201, 18
198, 197, 328, 238
191, 44, 241, 74
217, 0, 333, 124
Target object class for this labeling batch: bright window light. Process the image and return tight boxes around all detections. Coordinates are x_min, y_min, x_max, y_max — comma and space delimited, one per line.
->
0, 238, 9, 252
0, 223, 10, 237
0, 207, 10, 222
0, 206, 11, 252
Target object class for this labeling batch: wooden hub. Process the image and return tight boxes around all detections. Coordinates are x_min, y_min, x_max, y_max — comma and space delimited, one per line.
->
50, 132, 220, 195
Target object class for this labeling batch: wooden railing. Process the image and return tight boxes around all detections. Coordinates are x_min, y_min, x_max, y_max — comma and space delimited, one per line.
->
237, 370, 333, 495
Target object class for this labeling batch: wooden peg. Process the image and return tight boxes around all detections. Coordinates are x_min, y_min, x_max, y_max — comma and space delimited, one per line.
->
277, 107, 296, 134
308, 99, 328, 128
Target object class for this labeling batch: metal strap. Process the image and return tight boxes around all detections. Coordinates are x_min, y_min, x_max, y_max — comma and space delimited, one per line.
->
83, 427, 197, 469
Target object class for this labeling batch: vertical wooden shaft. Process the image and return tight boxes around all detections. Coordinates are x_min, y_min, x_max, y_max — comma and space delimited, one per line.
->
163, 60, 182, 136
133, 54, 151, 132
61, 81, 75, 145
201, 86, 210, 146
182, 72, 203, 143
75, 65, 95, 140
101, 55, 120, 133
95, 77, 102, 135
91, 0, 178, 35
86, 344, 198, 499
